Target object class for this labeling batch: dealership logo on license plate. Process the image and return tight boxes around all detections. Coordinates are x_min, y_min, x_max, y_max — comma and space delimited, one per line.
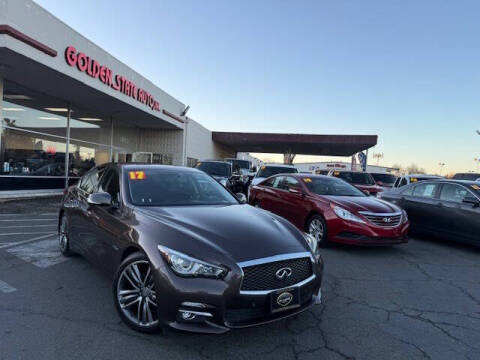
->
276, 292, 293, 307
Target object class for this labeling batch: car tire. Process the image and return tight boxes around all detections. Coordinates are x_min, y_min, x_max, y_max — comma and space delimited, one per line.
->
307, 215, 329, 248
59, 214, 74, 256
113, 252, 162, 333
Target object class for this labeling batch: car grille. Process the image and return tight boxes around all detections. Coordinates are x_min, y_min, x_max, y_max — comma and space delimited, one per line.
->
360, 212, 402, 227
240, 257, 313, 291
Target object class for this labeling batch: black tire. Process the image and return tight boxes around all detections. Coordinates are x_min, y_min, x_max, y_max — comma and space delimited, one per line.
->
113, 252, 162, 333
59, 214, 74, 256
306, 214, 329, 248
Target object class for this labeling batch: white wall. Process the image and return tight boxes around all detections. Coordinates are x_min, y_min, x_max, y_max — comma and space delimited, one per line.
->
185, 118, 234, 162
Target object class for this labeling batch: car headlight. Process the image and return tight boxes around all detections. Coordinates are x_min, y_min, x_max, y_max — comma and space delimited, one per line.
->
158, 245, 228, 279
332, 206, 366, 224
303, 232, 318, 255
402, 210, 408, 223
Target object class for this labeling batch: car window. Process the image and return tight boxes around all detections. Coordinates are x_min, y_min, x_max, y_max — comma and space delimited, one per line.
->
261, 177, 276, 187
305, 177, 366, 197
195, 162, 231, 177
257, 166, 297, 178
412, 183, 438, 198
393, 177, 400, 187
98, 168, 120, 204
400, 185, 414, 196
439, 183, 468, 203
127, 169, 237, 206
271, 176, 285, 189
371, 173, 397, 184
283, 176, 301, 190
399, 178, 408, 187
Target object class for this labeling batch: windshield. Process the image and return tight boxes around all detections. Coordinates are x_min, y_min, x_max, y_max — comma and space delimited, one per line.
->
452, 173, 480, 181
335, 172, 375, 185
127, 169, 238, 206
257, 166, 298, 178
305, 177, 366, 197
226, 159, 250, 169
195, 162, 231, 177
371, 173, 397, 184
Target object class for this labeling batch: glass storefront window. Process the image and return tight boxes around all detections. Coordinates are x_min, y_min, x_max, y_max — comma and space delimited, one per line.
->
1, 127, 67, 176
69, 141, 111, 178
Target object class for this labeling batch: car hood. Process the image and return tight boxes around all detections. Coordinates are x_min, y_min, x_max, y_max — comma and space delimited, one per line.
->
324, 196, 400, 214
136, 205, 309, 263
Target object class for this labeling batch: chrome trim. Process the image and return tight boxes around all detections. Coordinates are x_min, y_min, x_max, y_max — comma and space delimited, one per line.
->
240, 274, 316, 295
358, 211, 402, 217
237, 251, 313, 268
181, 301, 207, 308
178, 309, 213, 318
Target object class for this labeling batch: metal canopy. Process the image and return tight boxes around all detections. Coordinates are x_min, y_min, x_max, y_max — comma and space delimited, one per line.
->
212, 132, 378, 156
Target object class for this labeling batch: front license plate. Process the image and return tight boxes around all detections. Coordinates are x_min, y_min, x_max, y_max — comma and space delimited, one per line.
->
270, 287, 301, 313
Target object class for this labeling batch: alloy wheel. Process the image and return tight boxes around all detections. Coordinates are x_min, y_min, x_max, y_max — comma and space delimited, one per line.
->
116, 260, 158, 328
309, 218, 324, 241
59, 216, 69, 253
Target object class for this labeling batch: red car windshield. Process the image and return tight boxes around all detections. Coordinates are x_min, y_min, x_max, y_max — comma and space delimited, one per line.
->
335, 172, 375, 185
305, 177, 366, 197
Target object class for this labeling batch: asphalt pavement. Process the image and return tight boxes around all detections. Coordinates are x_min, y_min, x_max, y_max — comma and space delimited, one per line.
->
0, 198, 479, 360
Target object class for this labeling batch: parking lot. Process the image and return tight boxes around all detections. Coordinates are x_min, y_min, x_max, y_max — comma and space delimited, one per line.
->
0, 197, 478, 360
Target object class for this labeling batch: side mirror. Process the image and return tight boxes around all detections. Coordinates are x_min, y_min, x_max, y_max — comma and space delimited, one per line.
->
463, 195, 480, 207
235, 193, 247, 204
251, 166, 257, 173
363, 190, 371, 196
87, 192, 112, 206
377, 181, 384, 186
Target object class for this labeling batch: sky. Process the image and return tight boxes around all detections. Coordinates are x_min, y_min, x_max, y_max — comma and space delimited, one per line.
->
35, 0, 480, 174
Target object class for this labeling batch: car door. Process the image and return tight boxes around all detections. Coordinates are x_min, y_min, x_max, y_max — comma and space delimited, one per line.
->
258, 176, 285, 213
88, 167, 130, 274
407, 182, 441, 232
276, 176, 308, 228
437, 183, 479, 243
75, 167, 106, 262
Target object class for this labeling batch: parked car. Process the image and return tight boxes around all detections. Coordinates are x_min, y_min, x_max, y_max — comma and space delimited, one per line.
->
370, 173, 397, 189
380, 179, 480, 246
224, 158, 255, 192
327, 170, 383, 196
59, 164, 323, 333
249, 174, 409, 246
392, 174, 442, 189
194, 160, 244, 194
452, 173, 480, 181
250, 164, 298, 187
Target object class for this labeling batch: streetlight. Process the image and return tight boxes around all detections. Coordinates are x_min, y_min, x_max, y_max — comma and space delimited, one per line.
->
438, 162, 446, 175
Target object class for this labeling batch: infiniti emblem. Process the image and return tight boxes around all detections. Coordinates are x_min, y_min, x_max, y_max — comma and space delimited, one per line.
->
383, 217, 392, 223
275, 267, 292, 280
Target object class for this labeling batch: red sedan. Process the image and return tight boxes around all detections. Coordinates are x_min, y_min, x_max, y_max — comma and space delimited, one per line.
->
249, 174, 409, 246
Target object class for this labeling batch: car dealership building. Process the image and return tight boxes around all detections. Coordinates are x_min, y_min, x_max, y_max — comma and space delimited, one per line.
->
0, 0, 377, 197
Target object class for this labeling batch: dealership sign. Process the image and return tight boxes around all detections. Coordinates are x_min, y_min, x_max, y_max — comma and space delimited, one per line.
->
65, 46, 160, 111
